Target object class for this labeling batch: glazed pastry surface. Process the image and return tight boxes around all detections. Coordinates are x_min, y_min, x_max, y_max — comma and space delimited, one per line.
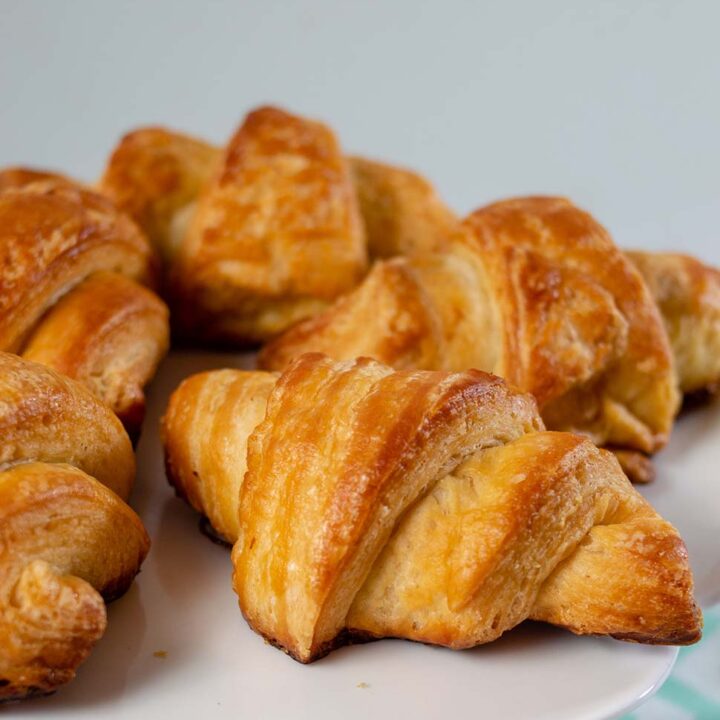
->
169, 107, 367, 343
163, 354, 701, 662
0, 353, 149, 701
0, 174, 169, 435
100, 127, 221, 263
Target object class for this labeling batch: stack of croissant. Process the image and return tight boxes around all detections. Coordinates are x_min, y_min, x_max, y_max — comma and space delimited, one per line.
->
1, 104, 717, 700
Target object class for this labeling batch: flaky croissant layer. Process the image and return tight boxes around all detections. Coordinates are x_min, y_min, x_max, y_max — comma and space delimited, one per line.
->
163, 353, 701, 663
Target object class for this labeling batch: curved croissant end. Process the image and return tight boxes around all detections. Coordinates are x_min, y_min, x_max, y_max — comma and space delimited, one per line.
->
0, 178, 156, 353
258, 258, 445, 373
0, 462, 149, 701
348, 156, 457, 259
0, 174, 169, 434
162, 369, 276, 543
628, 251, 720, 396
21, 272, 169, 438
349, 432, 700, 650
162, 354, 700, 662
0, 352, 135, 500
98, 128, 222, 263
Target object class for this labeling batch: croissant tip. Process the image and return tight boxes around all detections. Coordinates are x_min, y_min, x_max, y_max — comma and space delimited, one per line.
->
610, 625, 703, 646
254, 627, 381, 664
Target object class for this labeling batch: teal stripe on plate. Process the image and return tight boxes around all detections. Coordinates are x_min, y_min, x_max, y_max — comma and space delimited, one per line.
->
620, 605, 720, 720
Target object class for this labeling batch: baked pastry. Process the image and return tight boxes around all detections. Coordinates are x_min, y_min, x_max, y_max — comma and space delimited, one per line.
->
260, 197, 685, 481
627, 251, 720, 396
163, 353, 701, 661
97, 127, 221, 264
99, 106, 455, 343
0, 352, 149, 701
0, 172, 169, 437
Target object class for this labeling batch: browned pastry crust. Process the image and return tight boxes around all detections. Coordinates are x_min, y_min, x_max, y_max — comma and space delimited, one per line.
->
0, 352, 135, 500
98, 113, 718, 417
0, 353, 149, 701
162, 353, 701, 662
349, 155, 456, 258
99, 108, 454, 343
22, 272, 169, 438
99, 128, 222, 263
0, 175, 169, 435
169, 107, 367, 343
162, 368, 276, 543
260, 198, 680, 472
611, 447, 656, 484
0, 167, 76, 193
628, 250, 720, 395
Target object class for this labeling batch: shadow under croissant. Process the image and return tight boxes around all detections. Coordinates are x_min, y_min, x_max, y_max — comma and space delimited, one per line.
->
680, 385, 720, 414
247, 623, 570, 665
320, 621, 576, 664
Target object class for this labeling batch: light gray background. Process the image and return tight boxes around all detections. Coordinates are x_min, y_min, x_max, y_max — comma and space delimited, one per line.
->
0, 0, 718, 261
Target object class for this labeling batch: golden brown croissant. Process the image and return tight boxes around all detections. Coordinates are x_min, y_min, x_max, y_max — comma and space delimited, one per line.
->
260, 198, 682, 480
0, 172, 169, 437
162, 353, 701, 662
0, 352, 149, 701
99, 106, 455, 343
627, 250, 720, 396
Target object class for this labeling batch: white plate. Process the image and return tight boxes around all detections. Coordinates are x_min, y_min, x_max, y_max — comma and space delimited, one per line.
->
12, 349, 719, 720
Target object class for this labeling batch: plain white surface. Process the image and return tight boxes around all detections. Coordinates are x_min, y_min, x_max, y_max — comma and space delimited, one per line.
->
1, 1, 718, 718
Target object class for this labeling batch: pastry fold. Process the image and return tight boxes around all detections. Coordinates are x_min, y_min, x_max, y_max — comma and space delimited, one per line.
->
162, 353, 701, 662
0, 173, 169, 436
0, 353, 149, 701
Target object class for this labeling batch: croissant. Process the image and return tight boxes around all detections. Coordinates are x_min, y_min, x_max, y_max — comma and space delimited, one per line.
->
627, 250, 720, 396
0, 172, 169, 437
0, 352, 149, 701
260, 198, 720, 481
162, 353, 701, 662
99, 105, 455, 343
